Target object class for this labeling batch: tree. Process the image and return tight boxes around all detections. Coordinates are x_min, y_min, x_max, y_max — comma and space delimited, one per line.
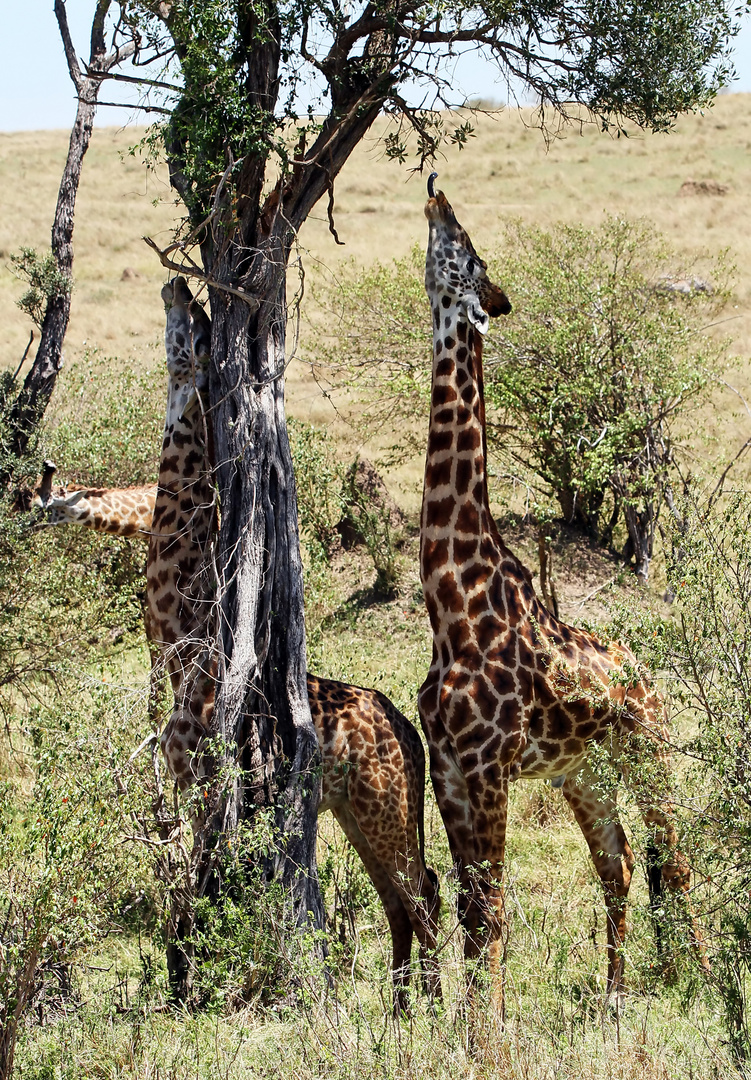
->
115, 0, 741, 979
7, 2, 136, 474
485, 217, 730, 583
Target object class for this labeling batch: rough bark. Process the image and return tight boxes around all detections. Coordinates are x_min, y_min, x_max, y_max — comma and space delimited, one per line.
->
205, 263, 323, 928
7, 1, 134, 464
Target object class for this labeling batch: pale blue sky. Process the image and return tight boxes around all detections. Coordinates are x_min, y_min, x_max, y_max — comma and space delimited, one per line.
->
1, 0, 749, 132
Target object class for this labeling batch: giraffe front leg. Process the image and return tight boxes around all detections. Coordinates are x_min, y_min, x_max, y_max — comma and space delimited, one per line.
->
426, 734, 509, 1014
464, 775, 509, 1017
563, 767, 634, 999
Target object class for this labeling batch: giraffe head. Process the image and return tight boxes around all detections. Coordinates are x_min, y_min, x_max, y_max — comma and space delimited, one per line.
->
161, 277, 210, 421
424, 173, 511, 334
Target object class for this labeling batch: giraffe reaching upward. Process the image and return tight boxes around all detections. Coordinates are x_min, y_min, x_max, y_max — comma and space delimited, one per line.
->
418, 176, 703, 1007
145, 277, 440, 1009
147, 277, 217, 792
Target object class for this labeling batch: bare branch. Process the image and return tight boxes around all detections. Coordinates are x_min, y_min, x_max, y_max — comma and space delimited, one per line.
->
12, 332, 34, 382
142, 235, 261, 310
54, 0, 83, 90
83, 66, 178, 92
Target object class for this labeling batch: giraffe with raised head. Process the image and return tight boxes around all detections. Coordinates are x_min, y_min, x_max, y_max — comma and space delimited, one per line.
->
33, 462, 156, 538
418, 174, 703, 1007
145, 277, 441, 1009
147, 276, 217, 794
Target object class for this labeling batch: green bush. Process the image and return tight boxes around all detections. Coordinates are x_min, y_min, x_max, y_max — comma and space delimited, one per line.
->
288, 418, 344, 562
45, 352, 164, 488
610, 491, 751, 1062
0, 684, 153, 1076
311, 220, 731, 583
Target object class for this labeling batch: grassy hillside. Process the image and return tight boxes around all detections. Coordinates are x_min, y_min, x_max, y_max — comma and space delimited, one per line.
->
1, 98, 751, 1078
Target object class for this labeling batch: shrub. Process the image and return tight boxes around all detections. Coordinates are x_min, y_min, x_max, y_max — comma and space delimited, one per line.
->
610, 490, 751, 1062
45, 353, 163, 488
310, 219, 731, 583
0, 685, 152, 1077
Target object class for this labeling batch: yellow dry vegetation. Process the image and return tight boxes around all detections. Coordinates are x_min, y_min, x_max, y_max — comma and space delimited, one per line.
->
1, 93, 750, 462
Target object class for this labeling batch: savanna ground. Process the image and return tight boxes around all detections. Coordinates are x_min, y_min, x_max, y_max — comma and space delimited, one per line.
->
2, 94, 751, 1078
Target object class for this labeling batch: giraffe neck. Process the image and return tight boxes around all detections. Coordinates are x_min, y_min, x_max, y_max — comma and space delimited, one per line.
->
156, 377, 210, 502
420, 306, 506, 629
42, 486, 156, 537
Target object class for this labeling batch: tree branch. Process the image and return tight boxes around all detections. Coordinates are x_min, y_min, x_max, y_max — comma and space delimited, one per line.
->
142, 235, 261, 310
54, 0, 84, 90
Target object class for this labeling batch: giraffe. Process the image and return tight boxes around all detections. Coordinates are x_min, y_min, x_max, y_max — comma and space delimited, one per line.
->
418, 175, 703, 1008
32, 462, 156, 539
147, 276, 217, 796
148, 277, 440, 1010
30, 473, 442, 1008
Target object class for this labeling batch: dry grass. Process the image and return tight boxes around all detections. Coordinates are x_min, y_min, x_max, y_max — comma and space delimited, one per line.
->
2, 94, 750, 425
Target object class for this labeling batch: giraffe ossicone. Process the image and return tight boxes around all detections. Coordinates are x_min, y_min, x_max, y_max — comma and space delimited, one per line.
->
419, 177, 705, 1009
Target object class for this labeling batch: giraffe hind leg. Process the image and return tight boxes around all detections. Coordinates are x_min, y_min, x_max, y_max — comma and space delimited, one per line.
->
331, 806, 415, 1015
621, 727, 710, 974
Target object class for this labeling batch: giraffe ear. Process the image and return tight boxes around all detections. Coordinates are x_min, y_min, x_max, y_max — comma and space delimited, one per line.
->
465, 297, 490, 335
178, 386, 199, 421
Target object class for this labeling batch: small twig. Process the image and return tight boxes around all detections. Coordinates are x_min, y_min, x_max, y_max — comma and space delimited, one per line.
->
326, 177, 344, 246
573, 575, 617, 610
707, 434, 751, 511
94, 100, 172, 115
128, 731, 159, 764
142, 236, 260, 311
12, 331, 34, 381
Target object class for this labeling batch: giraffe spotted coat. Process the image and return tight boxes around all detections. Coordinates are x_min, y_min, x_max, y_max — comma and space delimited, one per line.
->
418, 182, 704, 1004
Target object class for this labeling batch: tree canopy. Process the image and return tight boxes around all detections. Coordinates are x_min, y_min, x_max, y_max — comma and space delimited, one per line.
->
121, 0, 742, 233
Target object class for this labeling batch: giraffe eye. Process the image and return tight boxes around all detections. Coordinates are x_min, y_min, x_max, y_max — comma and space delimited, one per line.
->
467, 258, 476, 275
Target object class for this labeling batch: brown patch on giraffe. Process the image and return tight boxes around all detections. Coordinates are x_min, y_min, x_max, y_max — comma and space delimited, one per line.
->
435, 572, 464, 613
428, 430, 453, 455
461, 562, 491, 592
427, 496, 456, 529
434, 408, 456, 425
455, 501, 480, 534
457, 429, 481, 453
432, 382, 457, 405
425, 458, 452, 489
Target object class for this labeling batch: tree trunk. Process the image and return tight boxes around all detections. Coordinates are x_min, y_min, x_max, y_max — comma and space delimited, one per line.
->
623, 500, 655, 586
6, 1, 134, 470
8, 95, 93, 459
198, 246, 323, 936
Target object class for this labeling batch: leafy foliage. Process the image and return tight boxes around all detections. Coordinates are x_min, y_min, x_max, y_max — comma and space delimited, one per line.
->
610, 491, 751, 1061
122, 0, 740, 223
0, 685, 153, 1076
312, 219, 731, 580
11, 248, 71, 329
45, 353, 163, 488
486, 217, 730, 544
